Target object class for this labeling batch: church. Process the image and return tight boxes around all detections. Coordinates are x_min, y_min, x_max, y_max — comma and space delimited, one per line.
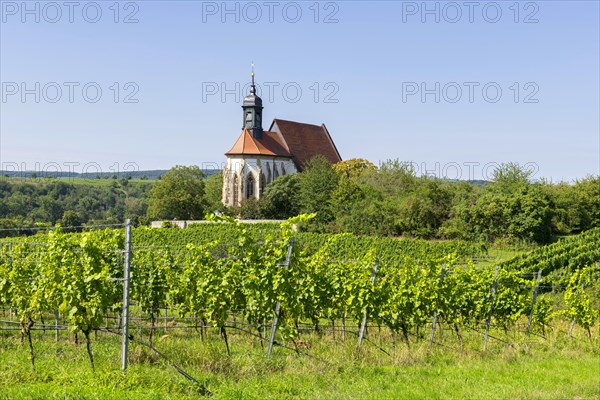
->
222, 72, 341, 207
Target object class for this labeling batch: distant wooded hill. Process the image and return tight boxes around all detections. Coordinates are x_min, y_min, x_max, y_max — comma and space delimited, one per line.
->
0, 169, 221, 180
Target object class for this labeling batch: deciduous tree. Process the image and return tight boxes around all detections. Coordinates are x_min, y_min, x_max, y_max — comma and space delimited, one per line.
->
147, 165, 207, 220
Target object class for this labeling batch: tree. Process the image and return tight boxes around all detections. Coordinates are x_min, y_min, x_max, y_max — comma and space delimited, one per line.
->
442, 163, 552, 243
545, 175, 600, 235
490, 162, 534, 191
395, 178, 453, 238
331, 175, 397, 235
60, 210, 81, 229
574, 175, 600, 229
204, 173, 224, 212
439, 182, 479, 240
237, 198, 271, 219
333, 158, 376, 178
147, 165, 207, 220
263, 174, 301, 219
39, 196, 64, 225
298, 156, 340, 230
124, 197, 147, 226
366, 159, 418, 198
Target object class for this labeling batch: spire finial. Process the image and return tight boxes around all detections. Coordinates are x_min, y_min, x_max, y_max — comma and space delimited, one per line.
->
250, 62, 256, 94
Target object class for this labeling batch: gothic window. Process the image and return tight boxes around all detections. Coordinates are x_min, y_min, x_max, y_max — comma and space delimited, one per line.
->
273, 163, 279, 180
260, 173, 266, 196
233, 174, 239, 206
280, 162, 286, 176
221, 167, 231, 204
266, 162, 272, 183
246, 174, 255, 199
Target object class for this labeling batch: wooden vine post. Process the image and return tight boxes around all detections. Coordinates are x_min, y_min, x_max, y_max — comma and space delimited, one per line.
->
121, 219, 132, 371
358, 258, 379, 347
526, 270, 542, 335
568, 282, 585, 338
267, 238, 294, 357
429, 263, 446, 348
483, 265, 499, 351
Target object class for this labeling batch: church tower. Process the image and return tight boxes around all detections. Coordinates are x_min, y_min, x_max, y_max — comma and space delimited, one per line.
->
242, 65, 263, 138
222, 67, 297, 208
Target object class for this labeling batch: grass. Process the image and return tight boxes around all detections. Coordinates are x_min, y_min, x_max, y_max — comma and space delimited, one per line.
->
1, 319, 598, 399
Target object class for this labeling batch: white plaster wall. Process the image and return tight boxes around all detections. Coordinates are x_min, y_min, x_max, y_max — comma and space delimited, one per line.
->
222, 155, 297, 207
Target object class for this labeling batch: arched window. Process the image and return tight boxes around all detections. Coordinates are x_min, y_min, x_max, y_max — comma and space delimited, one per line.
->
246, 174, 255, 199
273, 163, 279, 180
245, 111, 253, 128
280, 162, 286, 176
266, 162, 272, 184
232, 174, 239, 206
260, 173, 266, 196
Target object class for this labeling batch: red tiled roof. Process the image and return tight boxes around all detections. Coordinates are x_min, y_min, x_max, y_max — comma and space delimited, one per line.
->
225, 129, 291, 157
270, 119, 341, 170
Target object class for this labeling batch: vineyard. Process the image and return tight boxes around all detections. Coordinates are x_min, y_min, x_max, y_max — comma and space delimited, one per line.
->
0, 216, 599, 397
133, 221, 489, 263
501, 227, 600, 286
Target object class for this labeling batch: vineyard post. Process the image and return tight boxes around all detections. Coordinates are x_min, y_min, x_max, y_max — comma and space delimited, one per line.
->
525, 270, 542, 335
429, 263, 446, 348
358, 258, 379, 347
54, 310, 59, 342
121, 219, 132, 371
8, 243, 12, 320
267, 238, 294, 357
483, 265, 499, 351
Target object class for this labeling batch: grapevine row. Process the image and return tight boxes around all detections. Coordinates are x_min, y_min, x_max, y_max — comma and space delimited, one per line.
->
0, 216, 597, 370
501, 227, 600, 286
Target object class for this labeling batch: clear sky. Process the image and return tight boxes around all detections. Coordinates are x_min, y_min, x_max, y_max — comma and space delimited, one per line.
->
1, 0, 598, 182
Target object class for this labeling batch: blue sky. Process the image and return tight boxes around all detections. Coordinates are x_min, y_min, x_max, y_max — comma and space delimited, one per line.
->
1, 0, 598, 182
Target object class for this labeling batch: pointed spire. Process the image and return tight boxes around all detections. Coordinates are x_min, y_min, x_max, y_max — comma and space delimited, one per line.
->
242, 63, 263, 138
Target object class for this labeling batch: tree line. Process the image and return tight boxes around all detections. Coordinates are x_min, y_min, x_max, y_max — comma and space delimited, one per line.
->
228, 158, 599, 244
0, 177, 152, 235
1, 160, 598, 244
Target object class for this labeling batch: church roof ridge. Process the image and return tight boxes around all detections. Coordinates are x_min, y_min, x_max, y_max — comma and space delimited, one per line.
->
271, 118, 322, 128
